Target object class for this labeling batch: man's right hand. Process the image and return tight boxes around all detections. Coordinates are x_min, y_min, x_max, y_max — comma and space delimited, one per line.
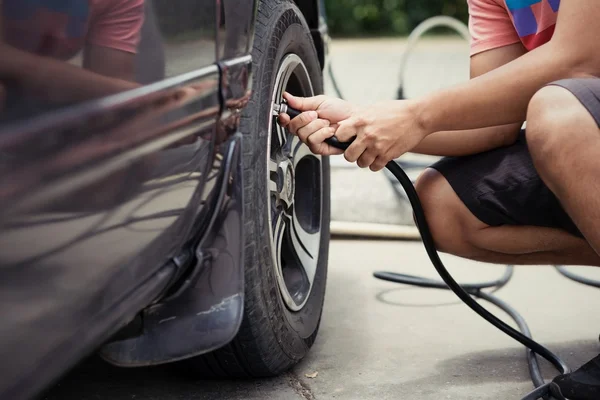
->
278, 92, 357, 156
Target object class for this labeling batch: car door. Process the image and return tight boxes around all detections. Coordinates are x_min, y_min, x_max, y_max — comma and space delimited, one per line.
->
0, 1, 223, 399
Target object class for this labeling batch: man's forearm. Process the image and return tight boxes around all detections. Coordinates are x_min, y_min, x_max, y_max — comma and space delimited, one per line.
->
415, 41, 598, 135
411, 123, 522, 156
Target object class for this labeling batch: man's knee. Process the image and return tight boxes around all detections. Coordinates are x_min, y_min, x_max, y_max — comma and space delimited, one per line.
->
526, 83, 591, 165
414, 168, 478, 257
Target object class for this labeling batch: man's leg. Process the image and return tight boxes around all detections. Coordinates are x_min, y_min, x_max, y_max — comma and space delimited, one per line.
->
525, 78, 600, 400
414, 132, 600, 267
415, 168, 600, 266
416, 78, 600, 400
527, 80, 600, 260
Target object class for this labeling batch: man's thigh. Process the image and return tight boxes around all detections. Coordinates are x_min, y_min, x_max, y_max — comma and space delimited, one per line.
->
549, 77, 600, 127
430, 131, 583, 237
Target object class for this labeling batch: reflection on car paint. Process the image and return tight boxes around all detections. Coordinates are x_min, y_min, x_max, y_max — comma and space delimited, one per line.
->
0, 0, 224, 398
101, 135, 244, 365
0, 0, 217, 123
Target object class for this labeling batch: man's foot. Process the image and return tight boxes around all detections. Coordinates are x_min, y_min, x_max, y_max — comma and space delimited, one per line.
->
552, 353, 600, 400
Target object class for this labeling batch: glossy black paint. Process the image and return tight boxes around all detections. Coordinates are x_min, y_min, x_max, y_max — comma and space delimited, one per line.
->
0, 64, 222, 399
99, 0, 254, 368
0, 0, 327, 399
100, 134, 244, 366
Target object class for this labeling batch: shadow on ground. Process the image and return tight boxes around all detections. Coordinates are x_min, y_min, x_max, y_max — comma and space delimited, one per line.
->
352, 340, 600, 400
48, 339, 595, 400
41, 355, 301, 400
400, 339, 598, 387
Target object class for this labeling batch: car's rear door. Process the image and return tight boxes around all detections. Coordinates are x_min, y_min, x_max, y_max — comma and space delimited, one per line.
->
0, 1, 222, 398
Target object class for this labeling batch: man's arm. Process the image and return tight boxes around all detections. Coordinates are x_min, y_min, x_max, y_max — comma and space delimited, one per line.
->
274, 0, 600, 171
412, 42, 526, 156
417, 0, 600, 134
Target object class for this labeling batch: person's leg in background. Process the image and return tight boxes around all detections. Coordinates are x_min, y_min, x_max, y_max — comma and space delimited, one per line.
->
0, 83, 5, 111
222, 0, 254, 59
135, 0, 166, 85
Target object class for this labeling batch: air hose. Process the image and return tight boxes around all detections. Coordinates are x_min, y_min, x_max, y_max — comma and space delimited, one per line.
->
278, 21, 600, 396
325, 134, 570, 400
319, 25, 600, 397
277, 103, 575, 400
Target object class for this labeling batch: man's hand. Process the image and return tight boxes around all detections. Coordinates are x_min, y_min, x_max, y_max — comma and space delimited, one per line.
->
278, 92, 356, 156
334, 99, 429, 171
279, 92, 430, 171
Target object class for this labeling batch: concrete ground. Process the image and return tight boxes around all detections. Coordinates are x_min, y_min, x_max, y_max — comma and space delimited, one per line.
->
43, 37, 600, 399
44, 241, 600, 400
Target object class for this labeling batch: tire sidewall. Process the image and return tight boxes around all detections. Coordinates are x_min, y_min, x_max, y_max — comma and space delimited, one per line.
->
241, 2, 329, 358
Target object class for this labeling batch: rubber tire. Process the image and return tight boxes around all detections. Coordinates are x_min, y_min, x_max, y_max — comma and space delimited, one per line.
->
189, 0, 330, 378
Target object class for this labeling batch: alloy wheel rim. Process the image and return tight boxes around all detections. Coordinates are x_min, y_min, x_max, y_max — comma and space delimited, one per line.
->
267, 54, 323, 312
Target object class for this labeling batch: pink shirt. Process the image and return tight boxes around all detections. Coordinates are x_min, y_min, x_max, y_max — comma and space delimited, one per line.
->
2, 0, 145, 60
468, 0, 560, 56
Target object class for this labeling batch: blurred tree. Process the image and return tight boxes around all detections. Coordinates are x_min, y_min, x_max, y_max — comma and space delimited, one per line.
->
324, 0, 469, 36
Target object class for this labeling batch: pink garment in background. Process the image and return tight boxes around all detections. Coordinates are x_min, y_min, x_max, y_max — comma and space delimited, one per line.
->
1, 0, 145, 60
88, 0, 145, 54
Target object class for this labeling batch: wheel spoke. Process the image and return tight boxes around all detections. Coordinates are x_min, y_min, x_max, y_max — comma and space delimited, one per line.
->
274, 123, 288, 148
291, 136, 319, 166
268, 159, 278, 173
290, 213, 320, 285
272, 212, 286, 268
266, 54, 322, 312
268, 159, 279, 195
269, 177, 278, 195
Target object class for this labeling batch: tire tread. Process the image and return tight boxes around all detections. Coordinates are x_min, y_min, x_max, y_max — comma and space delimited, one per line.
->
188, 0, 327, 378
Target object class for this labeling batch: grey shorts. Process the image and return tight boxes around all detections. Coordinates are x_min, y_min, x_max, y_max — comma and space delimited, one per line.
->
430, 78, 600, 237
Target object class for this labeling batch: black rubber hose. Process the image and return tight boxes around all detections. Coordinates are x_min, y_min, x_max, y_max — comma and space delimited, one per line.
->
279, 111, 570, 399
374, 266, 512, 291
322, 135, 569, 399
555, 265, 600, 288
324, 52, 600, 395
381, 161, 570, 384
323, 142, 554, 358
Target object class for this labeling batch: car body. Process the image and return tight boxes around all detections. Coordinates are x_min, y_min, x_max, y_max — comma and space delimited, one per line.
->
0, 1, 329, 399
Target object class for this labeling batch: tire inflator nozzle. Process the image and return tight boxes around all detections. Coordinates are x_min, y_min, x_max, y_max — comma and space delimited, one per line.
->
273, 103, 354, 150
273, 103, 301, 118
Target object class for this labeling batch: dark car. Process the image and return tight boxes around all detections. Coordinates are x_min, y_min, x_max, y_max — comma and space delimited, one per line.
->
0, 1, 331, 398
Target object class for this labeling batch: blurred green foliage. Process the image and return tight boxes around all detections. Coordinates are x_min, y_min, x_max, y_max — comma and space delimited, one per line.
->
324, 0, 469, 36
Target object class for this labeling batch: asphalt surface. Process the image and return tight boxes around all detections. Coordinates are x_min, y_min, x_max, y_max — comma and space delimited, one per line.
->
42, 37, 600, 400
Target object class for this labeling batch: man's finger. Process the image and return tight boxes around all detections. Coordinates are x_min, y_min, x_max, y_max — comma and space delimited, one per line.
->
319, 145, 345, 156
297, 118, 330, 143
357, 149, 378, 169
335, 118, 359, 142
344, 140, 367, 164
370, 156, 388, 172
278, 113, 291, 127
307, 126, 335, 147
305, 127, 343, 156
283, 92, 326, 112
288, 111, 318, 134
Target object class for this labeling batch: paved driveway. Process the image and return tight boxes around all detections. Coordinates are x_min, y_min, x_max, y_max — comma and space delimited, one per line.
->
44, 240, 600, 400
